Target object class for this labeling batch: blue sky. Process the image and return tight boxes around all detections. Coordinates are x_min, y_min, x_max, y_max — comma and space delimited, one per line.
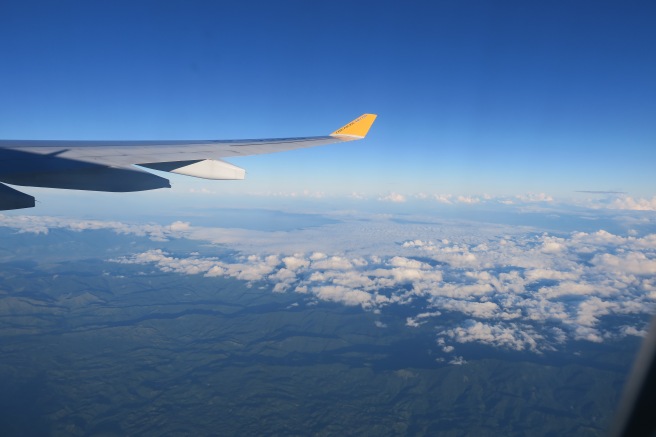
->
1, 0, 655, 202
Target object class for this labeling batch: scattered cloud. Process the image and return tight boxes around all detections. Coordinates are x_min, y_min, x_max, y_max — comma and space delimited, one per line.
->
449, 356, 467, 365
349, 192, 367, 200
170, 221, 191, 232
516, 193, 554, 203
406, 311, 442, 327
456, 195, 480, 204
575, 190, 627, 194
378, 192, 406, 203
3, 205, 656, 363
610, 196, 656, 211
108, 219, 656, 359
188, 187, 216, 195
592, 252, 656, 275
0, 214, 186, 241
433, 194, 453, 204
246, 189, 327, 199
438, 320, 544, 353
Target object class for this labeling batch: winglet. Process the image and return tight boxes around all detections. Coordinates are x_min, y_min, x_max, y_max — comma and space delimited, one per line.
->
330, 114, 377, 138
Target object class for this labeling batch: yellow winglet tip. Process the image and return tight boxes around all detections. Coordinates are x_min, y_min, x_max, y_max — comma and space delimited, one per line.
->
330, 113, 377, 138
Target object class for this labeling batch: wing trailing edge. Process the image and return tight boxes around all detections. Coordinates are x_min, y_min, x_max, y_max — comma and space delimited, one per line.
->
140, 159, 245, 180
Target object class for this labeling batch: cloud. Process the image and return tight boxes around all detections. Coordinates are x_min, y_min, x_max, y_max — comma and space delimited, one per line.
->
620, 326, 647, 337
5, 207, 656, 361
592, 252, 656, 275
540, 236, 566, 253
438, 320, 544, 352
349, 192, 367, 200
246, 189, 327, 199
364, 191, 582, 209
188, 187, 216, 195
406, 311, 442, 327
390, 192, 555, 206
170, 221, 191, 232
109, 218, 656, 357
282, 255, 310, 270
436, 299, 502, 319
378, 192, 406, 203
115, 250, 281, 282
573, 229, 629, 246
389, 256, 429, 269
456, 196, 480, 204
433, 194, 453, 204
313, 285, 374, 307
610, 196, 656, 211
575, 191, 627, 194
516, 193, 554, 203
312, 256, 354, 270
0, 214, 186, 241
524, 268, 581, 282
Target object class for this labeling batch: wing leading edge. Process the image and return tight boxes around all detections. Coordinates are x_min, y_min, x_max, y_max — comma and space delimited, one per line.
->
0, 114, 377, 210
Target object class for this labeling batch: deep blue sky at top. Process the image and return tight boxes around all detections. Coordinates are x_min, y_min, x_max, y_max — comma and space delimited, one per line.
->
1, 0, 655, 198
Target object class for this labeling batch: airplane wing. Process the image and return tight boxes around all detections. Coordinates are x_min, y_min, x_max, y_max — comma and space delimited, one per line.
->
0, 114, 377, 210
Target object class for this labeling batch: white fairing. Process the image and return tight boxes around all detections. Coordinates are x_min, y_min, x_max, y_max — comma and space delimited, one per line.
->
170, 159, 246, 180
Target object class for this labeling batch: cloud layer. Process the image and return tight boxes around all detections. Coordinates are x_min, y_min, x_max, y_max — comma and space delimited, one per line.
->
112, 222, 656, 358
3, 209, 655, 361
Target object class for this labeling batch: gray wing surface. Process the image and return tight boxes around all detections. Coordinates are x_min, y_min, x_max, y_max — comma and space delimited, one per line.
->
0, 114, 377, 210
0, 135, 344, 168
